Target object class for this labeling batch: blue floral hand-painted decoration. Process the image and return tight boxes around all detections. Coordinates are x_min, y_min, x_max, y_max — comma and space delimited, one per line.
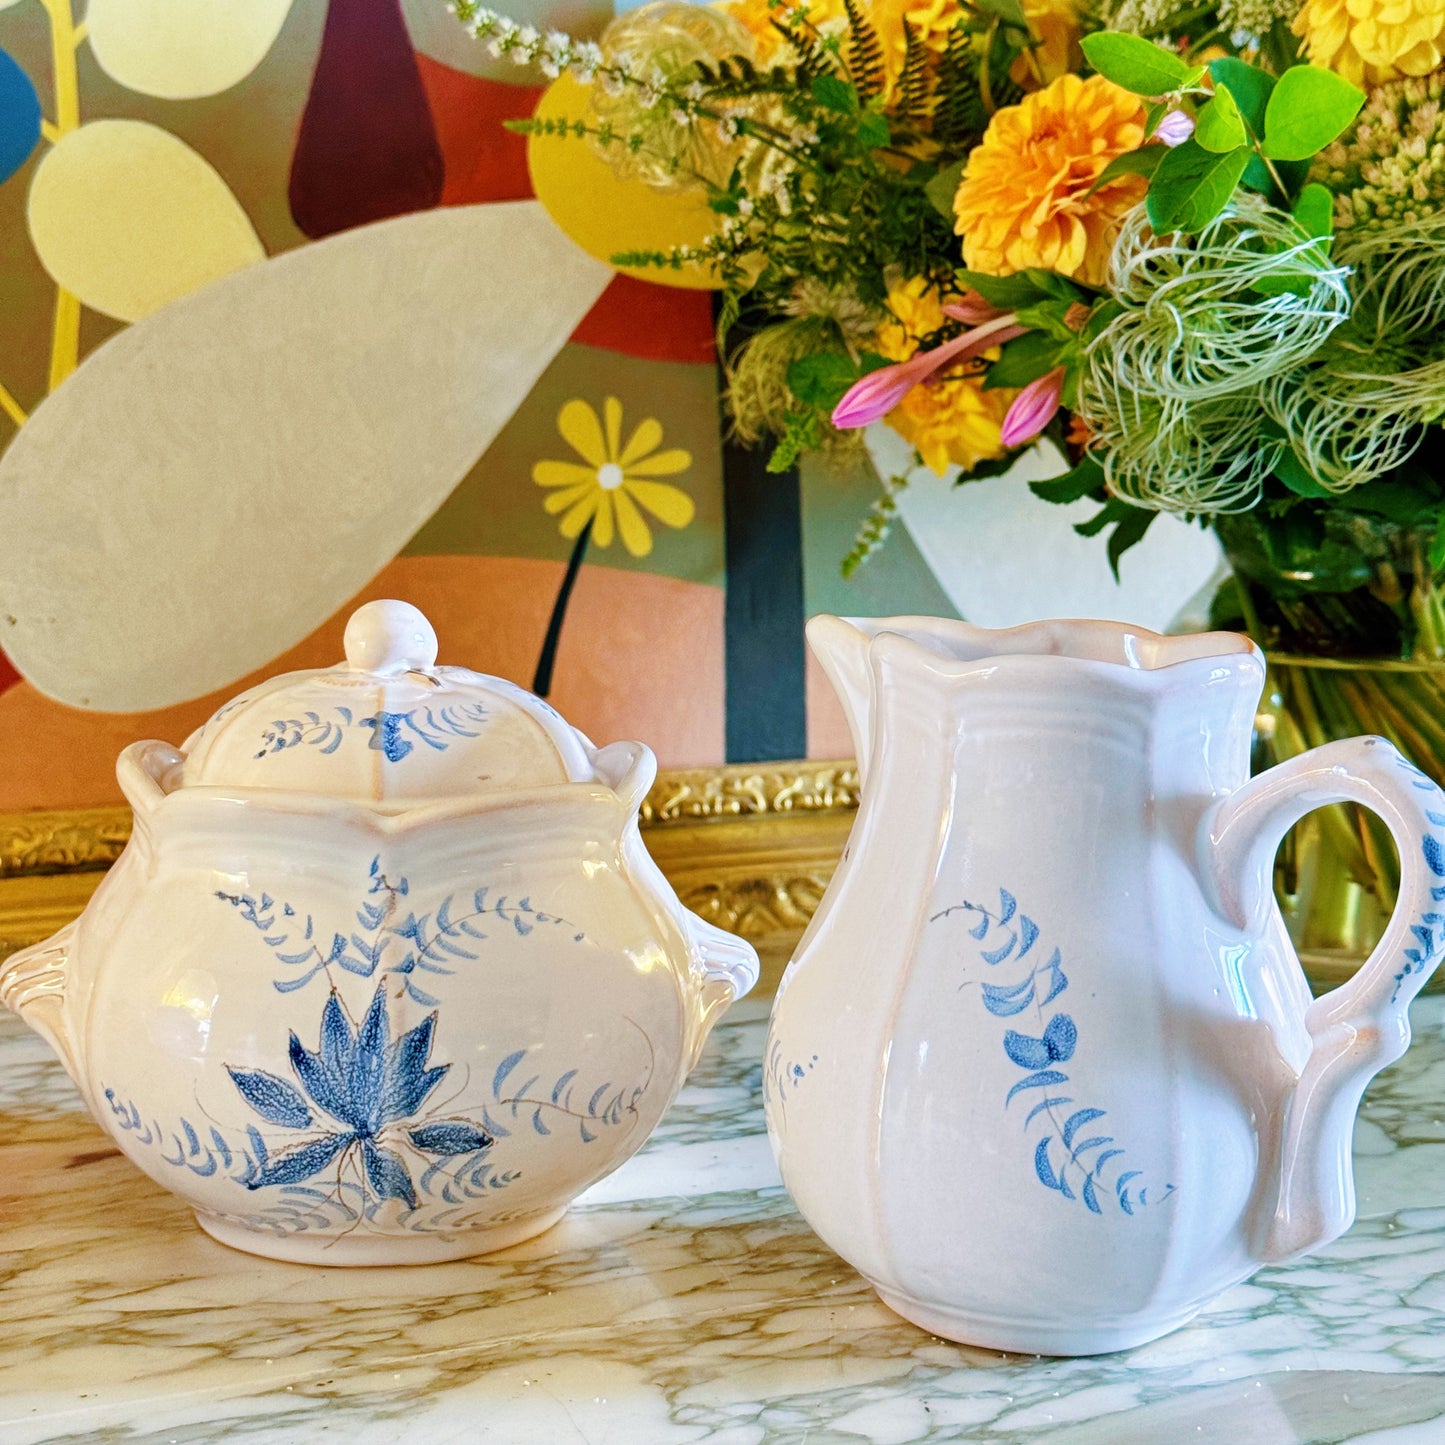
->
100, 852, 647, 1239
254, 701, 490, 762
1392, 756, 1445, 1002
227, 983, 488, 1209
934, 889, 1172, 1217
217, 855, 584, 1005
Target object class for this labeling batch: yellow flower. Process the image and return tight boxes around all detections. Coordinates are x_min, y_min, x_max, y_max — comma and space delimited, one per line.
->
1016, 0, 1083, 85
887, 376, 1012, 475
533, 398, 695, 558
874, 274, 952, 361
1293, 0, 1445, 86
952, 73, 1147, 286
718, 0, 845, 62
873, 276, 1013, 475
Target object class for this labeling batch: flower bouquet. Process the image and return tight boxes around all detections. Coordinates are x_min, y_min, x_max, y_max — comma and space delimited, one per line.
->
451, 0, 1445, 980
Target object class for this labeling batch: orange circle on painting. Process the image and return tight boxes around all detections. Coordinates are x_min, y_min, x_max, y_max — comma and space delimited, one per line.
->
527, 73, 721, 290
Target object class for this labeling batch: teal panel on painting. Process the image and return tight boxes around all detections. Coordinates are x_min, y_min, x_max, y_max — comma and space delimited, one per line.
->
800, 453, 961, 620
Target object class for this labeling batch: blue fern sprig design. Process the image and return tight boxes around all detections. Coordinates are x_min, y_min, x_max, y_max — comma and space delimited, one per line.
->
254, 701, 490, 762
482, 1033, 651, 1146
762, 1036, 817, 1122
216, 856, 585, 1005
932, 889, 1172, 1217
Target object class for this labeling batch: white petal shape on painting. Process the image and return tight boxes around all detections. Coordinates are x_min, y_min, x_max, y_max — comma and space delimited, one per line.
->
0, 201, 612, 711
867, 426, 1223, 634
86, 0, 295, 100
27, 120, 265, 322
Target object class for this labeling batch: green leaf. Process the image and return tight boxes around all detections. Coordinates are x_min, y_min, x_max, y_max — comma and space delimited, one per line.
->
1261, 66, 1364, 161
1146, 138, 1250, 233
974, 0, 1030, 26
1014, 299, 1079, 341
1194, 86, 1246, 152
956, 269, 1050, 308
1292, 180, 1334, 240
787, 351, 886, 410
1106, 507, 1155, 580
987, 330, 1067, 389
1432, 514, 1445, 574
1274, 448, 1333, 498
1030, 454, 1104, 504
1081, 32, 1199, 96
1020, 268, 1088, 301
811, 74, 859, 114
925, 158, 966, 219
856, 110, 891, 149
1207, 57, 1273, 137
1089, 145, 1164, 195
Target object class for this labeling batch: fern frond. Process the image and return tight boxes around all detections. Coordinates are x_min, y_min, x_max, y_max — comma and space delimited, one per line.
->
895, 20, 932, 124
843, 0, 887, 101
933, 23, 984, 146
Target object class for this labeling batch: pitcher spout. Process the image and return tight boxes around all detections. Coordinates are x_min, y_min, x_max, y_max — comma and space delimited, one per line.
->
806, 616, 877, 778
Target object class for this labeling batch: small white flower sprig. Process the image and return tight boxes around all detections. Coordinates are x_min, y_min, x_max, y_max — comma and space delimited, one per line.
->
445, 1, 827, 283
448, 3, 604, 80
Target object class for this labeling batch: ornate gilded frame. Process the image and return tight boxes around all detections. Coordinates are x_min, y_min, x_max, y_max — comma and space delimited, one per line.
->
0, 761, 859, 992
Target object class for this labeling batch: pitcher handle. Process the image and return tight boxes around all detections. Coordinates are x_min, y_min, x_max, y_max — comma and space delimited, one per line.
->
1201, 735, 1445, 1262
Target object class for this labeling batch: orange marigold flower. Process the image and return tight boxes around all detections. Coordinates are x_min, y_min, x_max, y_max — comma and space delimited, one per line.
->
952, 73, 1147, 286
1293, 0, 1445, 86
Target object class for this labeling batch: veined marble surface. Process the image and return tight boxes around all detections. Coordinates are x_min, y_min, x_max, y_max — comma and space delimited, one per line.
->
3, 994, 1445, 1445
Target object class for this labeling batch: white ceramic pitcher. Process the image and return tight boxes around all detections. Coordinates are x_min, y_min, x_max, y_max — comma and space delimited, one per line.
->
764, 615, 1445, 1355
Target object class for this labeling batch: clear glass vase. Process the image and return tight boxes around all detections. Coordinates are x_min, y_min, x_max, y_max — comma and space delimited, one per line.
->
1215, 509, 1445, 992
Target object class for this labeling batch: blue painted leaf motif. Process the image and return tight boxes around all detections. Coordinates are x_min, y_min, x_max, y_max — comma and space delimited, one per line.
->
1025, 1095, 1072, 1127
286, 1035, 341, 1118
1042, 1012, 1077, 1062
1081, 1175, 1102, 1214
380, 1012, 447, 1123
226, 1067, 313, 1129
1425, 835, 1445, 877
1006, 1069, 1070, 1104
250, 1133, 348, 1189
1003, 1031, 1052, 1071
1035, 1136, 1062, 1189
983, 978, 1037, 1016
362, 1141, 418, 1208
1062, 1108, 1106, 1149
1038, 950, 1068, 1004
493, 1049, 526, 1096
408, 1122, 492, 1155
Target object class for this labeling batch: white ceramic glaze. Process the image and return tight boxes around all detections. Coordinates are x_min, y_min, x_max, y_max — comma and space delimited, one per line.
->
765, 614, 1445, 1355
0, 600, 758, 1265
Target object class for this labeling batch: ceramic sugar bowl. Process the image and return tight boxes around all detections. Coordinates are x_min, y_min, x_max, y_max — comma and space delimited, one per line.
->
0, 600, 758, 1264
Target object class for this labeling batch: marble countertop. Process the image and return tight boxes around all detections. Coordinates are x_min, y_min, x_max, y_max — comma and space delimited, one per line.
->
4, 993, 1445, 1445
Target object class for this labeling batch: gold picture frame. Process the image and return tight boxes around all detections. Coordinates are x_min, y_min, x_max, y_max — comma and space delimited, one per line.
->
0, 761, 860, 993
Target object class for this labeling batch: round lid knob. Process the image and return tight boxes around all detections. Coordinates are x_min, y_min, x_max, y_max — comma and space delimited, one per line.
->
344, 599, 439, 676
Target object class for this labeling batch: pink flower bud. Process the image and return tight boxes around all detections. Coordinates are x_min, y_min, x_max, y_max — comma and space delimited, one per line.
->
942, 291, 1009, 326
1000, 366, 1066, 448
1154, 110, 1194, 147
832, 314, 1026, 430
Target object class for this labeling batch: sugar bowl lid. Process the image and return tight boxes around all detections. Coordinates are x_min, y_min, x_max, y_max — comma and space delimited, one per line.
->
177, 600, 594, 804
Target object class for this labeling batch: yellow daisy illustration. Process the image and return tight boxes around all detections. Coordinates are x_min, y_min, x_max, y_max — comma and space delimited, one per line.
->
533, 396, 695, 558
